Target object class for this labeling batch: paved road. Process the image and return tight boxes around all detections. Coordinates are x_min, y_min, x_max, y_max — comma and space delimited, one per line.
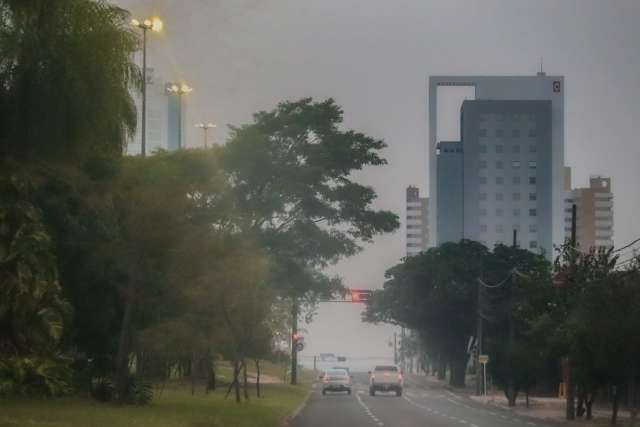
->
290, 373, 555, 427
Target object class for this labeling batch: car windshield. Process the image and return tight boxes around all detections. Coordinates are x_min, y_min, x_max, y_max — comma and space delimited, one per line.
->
326, 370, 347, 377
374, 366, 399, 372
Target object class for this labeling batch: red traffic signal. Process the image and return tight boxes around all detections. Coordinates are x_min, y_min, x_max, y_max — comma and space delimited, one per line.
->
350, 289, 373, 303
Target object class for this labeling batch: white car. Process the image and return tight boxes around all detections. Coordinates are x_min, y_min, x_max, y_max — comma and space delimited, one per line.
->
322, 369, 352, 395
369, 365, 403, 396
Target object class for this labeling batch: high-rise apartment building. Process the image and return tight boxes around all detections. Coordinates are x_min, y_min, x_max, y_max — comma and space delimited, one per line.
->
565, 176, 614, 250
406, 186, 429, 257
429, 74, 564, 257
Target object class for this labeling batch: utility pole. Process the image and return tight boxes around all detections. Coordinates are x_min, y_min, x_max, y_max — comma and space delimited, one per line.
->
393, 332, 398, 365
400, 327, 406, 372
506, 228, 517, 404
566, 204, 577, 420
475, 278, 484, 396
290, 297, 298, 385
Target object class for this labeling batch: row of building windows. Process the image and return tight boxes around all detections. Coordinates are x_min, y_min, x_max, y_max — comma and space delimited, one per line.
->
406, 224, 422, 229
480, 223, 538, 233
478, 239, 539, 249
478, 128, 537, 138
479, 208, 537, 217
479, 144, 537, 154
479, 192, 537, 201
479, 176, 537, 185
479, 113, 537, 122
479, 160, 537, 169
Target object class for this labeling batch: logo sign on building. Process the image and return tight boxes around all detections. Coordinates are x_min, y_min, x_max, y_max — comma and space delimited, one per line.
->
553, 81, 561, 93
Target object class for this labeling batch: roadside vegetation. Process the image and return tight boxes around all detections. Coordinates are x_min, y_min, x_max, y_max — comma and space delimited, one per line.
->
365, 240, 640, 425
0, 0, 398, 418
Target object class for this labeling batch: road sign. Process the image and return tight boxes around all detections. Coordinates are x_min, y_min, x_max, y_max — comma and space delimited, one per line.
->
478, 354, 489, 364
296, 342, 304, 352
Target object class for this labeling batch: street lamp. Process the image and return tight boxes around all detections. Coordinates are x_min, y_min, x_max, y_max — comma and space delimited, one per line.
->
195, 122, 216, 148
131, 16, 163, 156
166, 83, 193, 149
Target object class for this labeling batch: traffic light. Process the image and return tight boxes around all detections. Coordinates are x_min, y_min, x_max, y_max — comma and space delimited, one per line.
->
350, 289, 373, 303
292, 333, 304, 352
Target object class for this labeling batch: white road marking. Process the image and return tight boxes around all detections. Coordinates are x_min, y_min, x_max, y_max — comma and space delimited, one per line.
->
356, 393, 384, 426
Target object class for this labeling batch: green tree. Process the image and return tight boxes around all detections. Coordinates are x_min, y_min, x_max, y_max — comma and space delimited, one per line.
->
483, 244, 552, 406
222, 98, 399, 382
0, 173, 72, 396
365, 240, 488, 387
0, 0, 139, 162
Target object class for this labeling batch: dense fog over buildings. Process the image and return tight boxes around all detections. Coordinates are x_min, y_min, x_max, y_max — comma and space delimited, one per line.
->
116, 0, 640, 360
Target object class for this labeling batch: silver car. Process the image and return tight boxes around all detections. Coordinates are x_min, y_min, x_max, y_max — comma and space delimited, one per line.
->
322, 369, 352, 395
369, 365, 403, 396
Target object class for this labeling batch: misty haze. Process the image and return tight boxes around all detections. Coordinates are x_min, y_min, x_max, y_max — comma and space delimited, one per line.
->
1, 1, 640, 427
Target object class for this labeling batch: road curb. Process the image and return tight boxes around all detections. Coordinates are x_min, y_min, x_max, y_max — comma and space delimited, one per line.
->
281, 386, 314, 427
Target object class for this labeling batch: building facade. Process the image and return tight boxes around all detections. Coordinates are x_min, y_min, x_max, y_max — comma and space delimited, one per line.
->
428, 74, 565, 255
565, 176, 614, 250
127, 68, 186, 155
406, 186, 429, 257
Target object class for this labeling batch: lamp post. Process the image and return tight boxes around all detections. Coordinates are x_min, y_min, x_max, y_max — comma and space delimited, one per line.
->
131, 16, 163, 157
195, 122, 216, 148
167, 83, 193, 149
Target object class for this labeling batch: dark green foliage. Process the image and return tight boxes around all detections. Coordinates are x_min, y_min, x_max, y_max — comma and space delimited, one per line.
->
222, 98, 399, 300
90, 377, 114, 402
0, 355, 72, 397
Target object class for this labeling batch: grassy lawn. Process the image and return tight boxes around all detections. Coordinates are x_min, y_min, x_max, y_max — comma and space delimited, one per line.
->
0, 380, 311, 427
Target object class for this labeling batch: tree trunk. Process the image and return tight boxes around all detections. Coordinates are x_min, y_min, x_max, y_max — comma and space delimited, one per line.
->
506, 383, 518, 407
234, 358, 241, 403
586, 392, 594, 420
525, 388, 530, 408
612, 385, 621, 426
577, 386, 586, 417
191, 349, 197, 395
629, 374, 637, 427
242, 359, 249, 401
205, 352, 216, 394
437, 353, 446, 381
449, 353, 467, 388
255, 359, 261, 398
115, 297, 134, 403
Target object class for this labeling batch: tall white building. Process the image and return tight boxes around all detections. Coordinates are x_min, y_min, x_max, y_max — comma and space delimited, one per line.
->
406, 186, 429, 257
126, 68, 187, 155
429, 73, 565, 257
564, 174, 614, 250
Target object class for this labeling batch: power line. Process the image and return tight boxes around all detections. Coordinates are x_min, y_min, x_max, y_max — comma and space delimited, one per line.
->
614, 236, 640, 253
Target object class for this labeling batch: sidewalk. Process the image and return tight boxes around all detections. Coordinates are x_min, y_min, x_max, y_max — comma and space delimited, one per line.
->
407, 373, 630, 426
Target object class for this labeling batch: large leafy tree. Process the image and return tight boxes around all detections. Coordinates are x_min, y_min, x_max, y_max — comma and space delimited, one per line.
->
222, 98, 399, 301
365, 240, 488, 387
0, 0, 139, 396
0, 0, 139, 162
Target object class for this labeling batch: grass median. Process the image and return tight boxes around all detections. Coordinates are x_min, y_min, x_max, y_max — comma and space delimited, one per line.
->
0, 371, 313, 427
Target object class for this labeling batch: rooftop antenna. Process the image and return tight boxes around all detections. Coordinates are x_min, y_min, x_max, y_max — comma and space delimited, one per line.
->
537, 56, 546, 76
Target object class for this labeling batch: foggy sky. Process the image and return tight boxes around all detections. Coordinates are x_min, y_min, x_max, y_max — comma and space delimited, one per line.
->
115, 0, 640, 363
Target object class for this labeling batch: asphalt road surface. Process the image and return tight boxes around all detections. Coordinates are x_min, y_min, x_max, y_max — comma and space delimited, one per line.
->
290, 373, 555, 427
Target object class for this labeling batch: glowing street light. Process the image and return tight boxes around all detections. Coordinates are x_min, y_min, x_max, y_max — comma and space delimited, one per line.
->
195, 122, 217, 148
167, 82, 193, 149
131, 16, 163, 156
